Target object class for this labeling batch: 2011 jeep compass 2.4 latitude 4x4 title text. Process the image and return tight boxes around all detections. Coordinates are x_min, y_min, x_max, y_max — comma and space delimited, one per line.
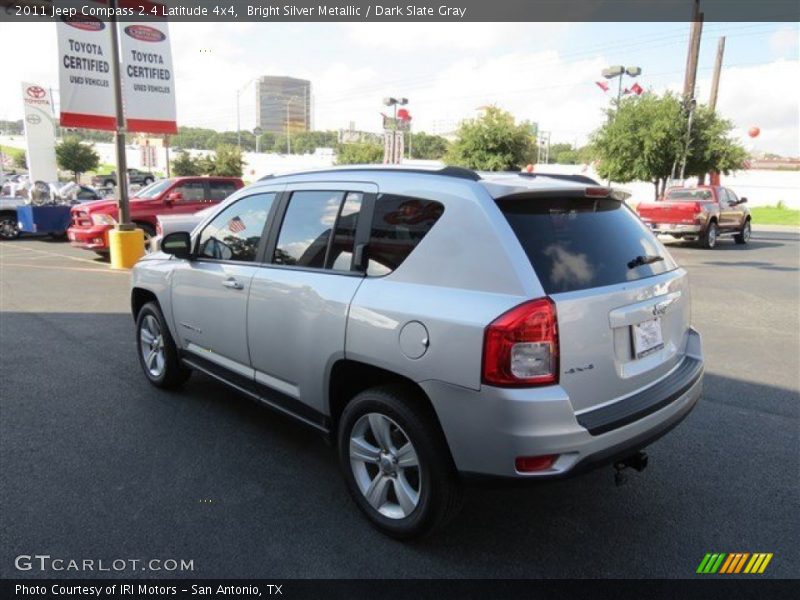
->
130, 166, 704, 538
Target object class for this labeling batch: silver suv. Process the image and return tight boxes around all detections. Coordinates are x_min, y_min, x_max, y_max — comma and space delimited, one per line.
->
131, 166, 703, 538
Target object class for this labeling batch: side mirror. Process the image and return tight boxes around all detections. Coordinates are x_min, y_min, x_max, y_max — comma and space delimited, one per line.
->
166, 191, 183, 203
739, 197, 747, 204
161, 231, 192, 260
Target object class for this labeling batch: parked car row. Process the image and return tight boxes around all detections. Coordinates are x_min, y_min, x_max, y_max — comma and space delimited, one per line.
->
131, 165, 704, 539
67, 176, 243, 255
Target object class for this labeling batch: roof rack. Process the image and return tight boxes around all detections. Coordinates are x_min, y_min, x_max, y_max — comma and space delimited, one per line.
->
258, 165, 481, 182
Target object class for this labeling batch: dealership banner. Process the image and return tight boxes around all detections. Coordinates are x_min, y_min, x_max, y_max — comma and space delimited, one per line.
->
119, 3, 178, 134
56, 1, 116, 131
20, 82, 59, 182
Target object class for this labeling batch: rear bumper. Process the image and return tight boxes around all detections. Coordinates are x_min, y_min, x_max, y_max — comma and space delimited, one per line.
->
67, 225, 111, 250
647, 223, 704, 236
423, 328, 703, 479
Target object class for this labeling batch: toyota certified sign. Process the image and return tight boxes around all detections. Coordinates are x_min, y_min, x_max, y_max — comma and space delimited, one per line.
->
62, 16, 105, 31
124, 25, 166, 43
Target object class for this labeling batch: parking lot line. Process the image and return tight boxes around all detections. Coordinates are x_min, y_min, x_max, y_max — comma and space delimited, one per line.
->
0, 243, 108, 266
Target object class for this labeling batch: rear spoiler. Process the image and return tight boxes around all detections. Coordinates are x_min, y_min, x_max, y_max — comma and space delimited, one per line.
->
519, 172, 601, 185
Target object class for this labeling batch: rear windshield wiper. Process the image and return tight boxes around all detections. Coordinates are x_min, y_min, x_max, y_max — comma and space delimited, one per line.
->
627, 254, 664, 269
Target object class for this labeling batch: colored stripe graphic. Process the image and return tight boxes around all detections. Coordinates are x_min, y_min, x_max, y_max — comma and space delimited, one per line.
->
699, 552, 773, 574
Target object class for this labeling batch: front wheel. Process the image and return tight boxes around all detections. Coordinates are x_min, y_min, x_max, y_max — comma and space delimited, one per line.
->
338, 385, 462, 539
135, 301, 191, 389
734, 220, 751, 245
700, 221, 719, 249
143, 177, 154, 186
135, 223, 156, 254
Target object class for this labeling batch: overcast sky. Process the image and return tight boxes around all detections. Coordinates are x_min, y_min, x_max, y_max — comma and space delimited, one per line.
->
1, 21, 798, 156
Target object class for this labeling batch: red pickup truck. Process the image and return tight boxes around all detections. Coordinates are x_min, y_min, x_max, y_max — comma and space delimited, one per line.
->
636, 185, 751, 249
68, 176, 243, 255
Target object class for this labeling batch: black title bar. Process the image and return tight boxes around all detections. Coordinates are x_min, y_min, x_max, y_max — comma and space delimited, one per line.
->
2, 0, 799, 23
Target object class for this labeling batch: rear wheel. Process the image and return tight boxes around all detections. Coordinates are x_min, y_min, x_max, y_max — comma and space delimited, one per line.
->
0, 212, 20, 240
135, 301, 191, 389
338, 385, 462, 539
700, 221, 718, 249
135, 222, 156, 254
734, 219, 751, 245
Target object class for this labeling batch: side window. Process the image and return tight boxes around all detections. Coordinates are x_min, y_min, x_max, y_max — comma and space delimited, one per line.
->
717, 189, 730, 206
172, 181, 206, 202
725, 188, 738, 204
197, 193, 275, 262
273, 191, 345, 268
327, 192, 363, 271
366, 194, 444, 276
209, 181, 239, 201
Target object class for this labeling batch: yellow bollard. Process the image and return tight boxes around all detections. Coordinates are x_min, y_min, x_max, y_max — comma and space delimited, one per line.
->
108, 228, 145, 269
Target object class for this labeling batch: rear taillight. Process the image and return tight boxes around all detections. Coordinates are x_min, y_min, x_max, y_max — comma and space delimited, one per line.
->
693, 202, 707, 222
482, 297, 559, 387
515, 455, 558, 472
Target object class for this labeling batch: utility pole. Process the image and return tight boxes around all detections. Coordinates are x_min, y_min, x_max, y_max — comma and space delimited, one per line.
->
683, 0, 704, 100
708, 36, 726, 112
108, 0, 131, 230
164, 135, 170, 177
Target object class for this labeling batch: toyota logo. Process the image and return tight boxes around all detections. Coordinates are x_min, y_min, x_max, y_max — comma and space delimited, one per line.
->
26, 114, 42, 125
26, 86, 46, 99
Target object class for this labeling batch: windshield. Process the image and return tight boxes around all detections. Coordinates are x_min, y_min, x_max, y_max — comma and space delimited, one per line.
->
665, 188, 713, 201
132, 179, 170, 200
497, 196, 676, 294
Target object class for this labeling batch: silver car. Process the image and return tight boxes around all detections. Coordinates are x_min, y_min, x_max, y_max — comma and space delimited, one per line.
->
131, 165, 703, 538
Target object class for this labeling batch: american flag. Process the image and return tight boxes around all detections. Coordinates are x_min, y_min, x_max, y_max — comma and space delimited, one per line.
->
227, 216, 246, 233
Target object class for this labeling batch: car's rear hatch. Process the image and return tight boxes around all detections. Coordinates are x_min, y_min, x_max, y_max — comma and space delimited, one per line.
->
637, 200, 702, 224
496, 190, 692, 413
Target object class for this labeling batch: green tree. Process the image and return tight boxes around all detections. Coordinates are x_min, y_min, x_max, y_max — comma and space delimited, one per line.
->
170, 150, 202, 176
549, 143, 579, 164
684, 106, 748, 182
445, 106, 536, 171
55, 137, 99, 181
335, 143, 384, 165
213, 144, 244, 177
591, 92, 747, 197
408, 132, 449, 160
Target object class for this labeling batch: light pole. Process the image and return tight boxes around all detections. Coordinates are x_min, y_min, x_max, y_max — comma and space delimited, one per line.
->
602, 65, 642, 114
382, 97, 408, 164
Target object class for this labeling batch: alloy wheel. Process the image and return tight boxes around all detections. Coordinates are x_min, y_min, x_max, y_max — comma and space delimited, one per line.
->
0, 217, 19, 240
139, 314, 165, 378
349, 413, 421, 519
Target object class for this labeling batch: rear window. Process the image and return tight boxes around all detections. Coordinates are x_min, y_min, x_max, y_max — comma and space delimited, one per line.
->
665, 188, 713, 201
498, 196, 674, 294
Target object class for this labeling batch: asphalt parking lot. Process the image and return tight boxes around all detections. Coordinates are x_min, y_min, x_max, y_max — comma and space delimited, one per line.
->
1, 229, 798, 579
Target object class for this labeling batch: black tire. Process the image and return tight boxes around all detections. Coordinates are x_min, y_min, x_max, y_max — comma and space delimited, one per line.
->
135, 301, 191, 389
734, 219, 751, 245
337, 385, 462, 539
0, 212, 20, 240
104, 179, 115, 188
700, 221, 719, 249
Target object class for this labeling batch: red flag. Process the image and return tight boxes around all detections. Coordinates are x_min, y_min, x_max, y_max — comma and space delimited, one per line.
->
595, 81, 609, 92
631, 82, 644, 95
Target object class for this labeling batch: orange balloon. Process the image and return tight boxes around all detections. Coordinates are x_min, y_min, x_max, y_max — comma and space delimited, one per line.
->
748, 127, 760, 138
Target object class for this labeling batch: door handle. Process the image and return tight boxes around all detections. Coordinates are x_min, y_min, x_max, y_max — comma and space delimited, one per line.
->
222, 278, 244, 290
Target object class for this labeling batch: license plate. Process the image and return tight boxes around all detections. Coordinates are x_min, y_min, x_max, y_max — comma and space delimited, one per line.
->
632, 318, 664, 359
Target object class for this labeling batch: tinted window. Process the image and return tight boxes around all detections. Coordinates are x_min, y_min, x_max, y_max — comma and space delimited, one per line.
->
366, 195, 444, 276
327, 192, 363, 271
664, 188, 713, 201
498, 196, 674, 294
273, 191, 344, 268
173, 181, 206, 202
197, 193, 275, 262
209, 181, 239, 201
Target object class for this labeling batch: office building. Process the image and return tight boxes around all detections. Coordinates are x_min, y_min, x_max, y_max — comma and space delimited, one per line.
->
255, 76, 312, 136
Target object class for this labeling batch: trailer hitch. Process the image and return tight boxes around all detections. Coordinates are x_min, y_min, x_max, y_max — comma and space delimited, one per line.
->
613, 451, 649, 486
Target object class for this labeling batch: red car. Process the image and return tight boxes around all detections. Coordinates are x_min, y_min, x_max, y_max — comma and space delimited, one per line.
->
67, 176, 243, 255
636, 185, 751, 249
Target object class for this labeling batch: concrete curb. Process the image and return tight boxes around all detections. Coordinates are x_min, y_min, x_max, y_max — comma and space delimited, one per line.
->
752, 224, 799, 233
